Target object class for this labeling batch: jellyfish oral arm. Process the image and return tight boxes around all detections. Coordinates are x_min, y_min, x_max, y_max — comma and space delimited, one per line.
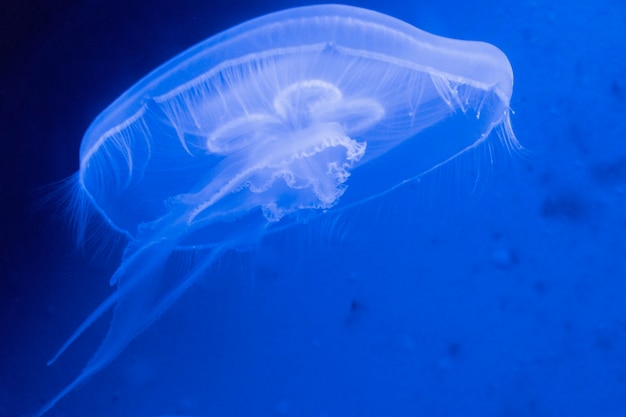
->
184, 79, 382, 224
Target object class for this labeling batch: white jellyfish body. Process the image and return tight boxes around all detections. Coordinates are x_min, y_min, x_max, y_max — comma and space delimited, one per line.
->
36, 5, 518, 416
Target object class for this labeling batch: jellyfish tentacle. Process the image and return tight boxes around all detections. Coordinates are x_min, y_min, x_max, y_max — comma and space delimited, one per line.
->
40, 235, 228, 415
47, 233, 178, 366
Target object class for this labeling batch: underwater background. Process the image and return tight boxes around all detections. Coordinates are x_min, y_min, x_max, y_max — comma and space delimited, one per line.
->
2, 0, 626, 416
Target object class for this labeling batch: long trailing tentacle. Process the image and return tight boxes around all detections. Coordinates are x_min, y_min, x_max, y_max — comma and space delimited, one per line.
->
35, 243, 228, 417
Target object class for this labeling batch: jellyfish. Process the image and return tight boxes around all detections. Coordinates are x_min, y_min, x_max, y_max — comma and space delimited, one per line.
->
36, 4, 519, 416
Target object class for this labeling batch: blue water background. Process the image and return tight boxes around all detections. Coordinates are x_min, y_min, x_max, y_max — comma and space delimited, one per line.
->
2, 0, 626, 416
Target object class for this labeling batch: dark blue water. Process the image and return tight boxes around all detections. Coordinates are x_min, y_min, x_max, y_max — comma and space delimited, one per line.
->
2, 1, 626, 416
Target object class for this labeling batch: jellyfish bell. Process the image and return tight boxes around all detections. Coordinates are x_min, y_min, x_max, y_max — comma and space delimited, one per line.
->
36, 4, 519, 416
78, 4, 516, 241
